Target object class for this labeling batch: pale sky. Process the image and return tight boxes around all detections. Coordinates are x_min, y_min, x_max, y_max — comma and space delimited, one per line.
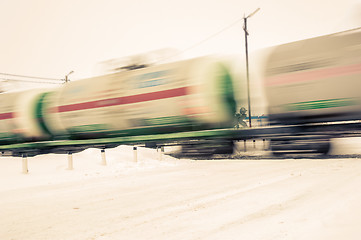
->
0, 0, 360, 83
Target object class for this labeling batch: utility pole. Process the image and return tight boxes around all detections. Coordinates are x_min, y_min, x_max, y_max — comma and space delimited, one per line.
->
64, 70, 74, 83
243, 8, 260, 127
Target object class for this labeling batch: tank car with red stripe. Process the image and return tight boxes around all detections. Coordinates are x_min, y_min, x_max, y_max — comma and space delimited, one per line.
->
39, 56, 237, 140
0, 89, 50, 143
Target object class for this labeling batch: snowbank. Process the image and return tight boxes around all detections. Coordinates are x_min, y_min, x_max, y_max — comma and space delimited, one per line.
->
0, 145, 183, 191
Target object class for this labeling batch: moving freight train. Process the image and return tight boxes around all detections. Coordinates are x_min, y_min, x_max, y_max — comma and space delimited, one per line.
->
0, 28, 360, 156
0, 57, 237, 146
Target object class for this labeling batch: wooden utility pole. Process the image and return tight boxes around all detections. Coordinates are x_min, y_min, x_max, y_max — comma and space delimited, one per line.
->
64, 71, 74, 83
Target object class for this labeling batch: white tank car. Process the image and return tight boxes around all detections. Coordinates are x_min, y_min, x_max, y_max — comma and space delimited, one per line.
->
41, 56, 237, 139
264, 28, 361, 124
0, 89, 50, 143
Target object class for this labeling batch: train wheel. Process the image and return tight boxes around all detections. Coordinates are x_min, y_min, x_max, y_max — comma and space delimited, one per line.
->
270, 138, 331, 156
181, 140, 234, 157
315, 139, 331, 155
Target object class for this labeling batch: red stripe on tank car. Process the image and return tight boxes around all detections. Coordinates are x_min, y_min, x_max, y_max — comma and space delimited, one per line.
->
121, 87, 188, 104
266, 63, 361, 86
56, 87, 188, 113
0, 112, 14, 120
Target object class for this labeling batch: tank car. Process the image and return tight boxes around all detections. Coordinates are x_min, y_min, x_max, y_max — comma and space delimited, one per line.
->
0, 89, 50, 143
264, 28, 361, 125
40, 56, 237, 140
264, 28, 361, 154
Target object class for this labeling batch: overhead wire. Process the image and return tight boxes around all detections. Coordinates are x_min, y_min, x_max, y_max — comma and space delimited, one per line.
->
0, 77, 63, 84
0, 12, 260, 79
155, 17, 244, 64
0, 72, 62, 81
179, 18, 243, 53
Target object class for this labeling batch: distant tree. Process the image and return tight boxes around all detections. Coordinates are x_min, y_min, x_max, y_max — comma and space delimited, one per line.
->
234, 107, 248, 129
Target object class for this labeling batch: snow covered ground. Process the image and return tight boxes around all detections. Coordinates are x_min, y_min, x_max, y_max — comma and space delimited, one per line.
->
2, 139, 361, 240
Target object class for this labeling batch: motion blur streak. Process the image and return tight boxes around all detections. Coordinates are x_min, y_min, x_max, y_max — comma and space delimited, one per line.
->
56, 87, 189, 113
265, 63, 361, 86
0, 112, 14, 120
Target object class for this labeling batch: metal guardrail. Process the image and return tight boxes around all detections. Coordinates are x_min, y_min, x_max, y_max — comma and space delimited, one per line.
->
1, 120, 361, 157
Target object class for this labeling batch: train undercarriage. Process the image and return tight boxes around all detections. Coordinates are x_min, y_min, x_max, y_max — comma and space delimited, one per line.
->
1, 120, 361, 158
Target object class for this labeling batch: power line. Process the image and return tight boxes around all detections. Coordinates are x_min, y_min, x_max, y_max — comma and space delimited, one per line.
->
181, 18, 243, 52
0, 72, 62, 81
156, 17, 244, 64
0, 78, 63, 84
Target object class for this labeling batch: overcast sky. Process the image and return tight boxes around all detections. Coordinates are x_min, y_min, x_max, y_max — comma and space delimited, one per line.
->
0, 0, 360, 82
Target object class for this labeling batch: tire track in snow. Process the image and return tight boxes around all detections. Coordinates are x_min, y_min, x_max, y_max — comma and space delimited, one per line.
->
97, 173, 298, 238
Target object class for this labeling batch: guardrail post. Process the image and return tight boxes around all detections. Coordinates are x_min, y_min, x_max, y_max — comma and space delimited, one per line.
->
101, 149, 107, 166
67, 152, 73, 170
263, 139, 266, 149
133, 147, 138, 162
158, 146, 164, 161
22, 154, 28, 174
244, 140, 247, 152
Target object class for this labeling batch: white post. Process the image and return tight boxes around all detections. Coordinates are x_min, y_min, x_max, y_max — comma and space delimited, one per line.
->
158, 147, 161, 160
67, 152, 73, 170
101, 149, 107, 166
158, 146, 164, 161
22, 154, 28, 174
133, 147, 138, 162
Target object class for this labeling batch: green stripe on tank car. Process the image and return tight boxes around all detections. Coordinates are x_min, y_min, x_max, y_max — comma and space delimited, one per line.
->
0, 132, 12, 139
67, 124, 109, 134
144, 116, 189, 126
217, 63, 237, 123
66, 118, 202, 139
0, 132, 24, 144
35, 92, 52, 136
285, 98, 358, 111
0, 132, 18, 140
105, 118, 201, 136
